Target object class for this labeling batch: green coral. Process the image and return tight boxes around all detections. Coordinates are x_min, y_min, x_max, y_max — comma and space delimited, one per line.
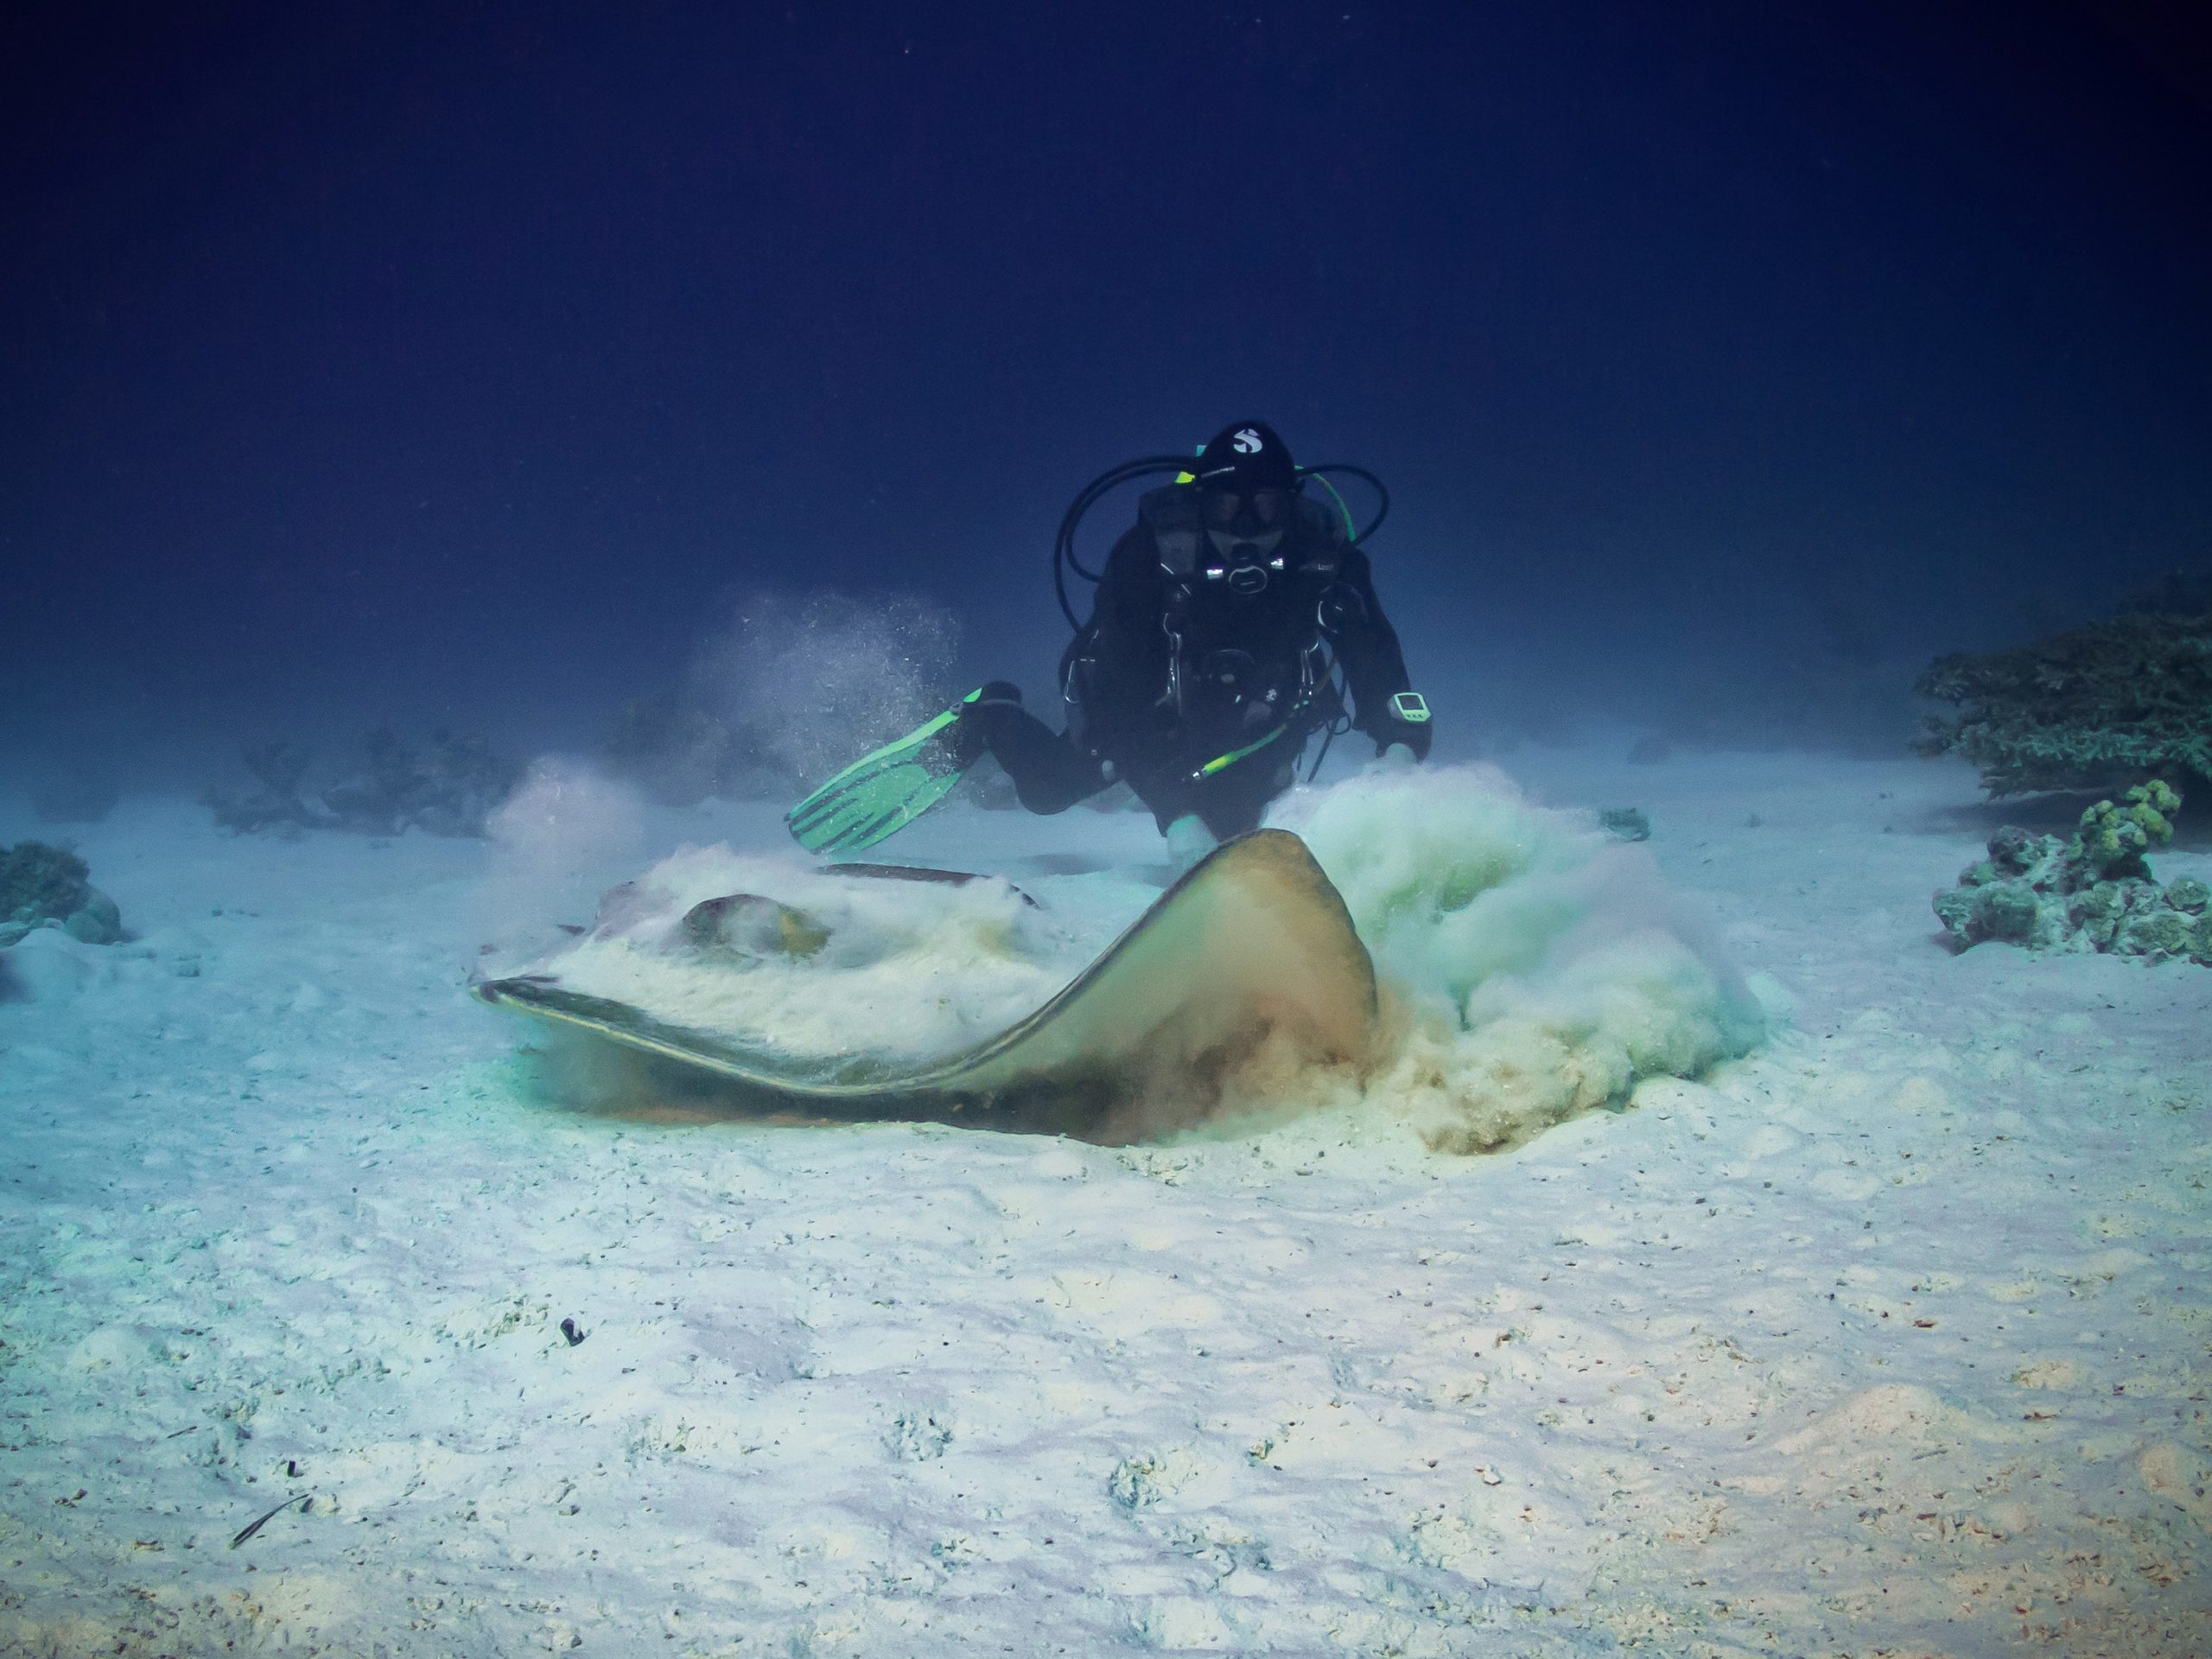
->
2072, 780, 2178, 880
1916, 610, 2212, 796
2131, 777, 2181, 836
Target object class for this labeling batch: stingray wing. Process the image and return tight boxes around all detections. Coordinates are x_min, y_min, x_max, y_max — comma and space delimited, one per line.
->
476, 829, 1376, 1137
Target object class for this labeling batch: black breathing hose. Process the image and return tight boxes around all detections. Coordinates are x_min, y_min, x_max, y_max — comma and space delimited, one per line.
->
1052, 455, 1190, 632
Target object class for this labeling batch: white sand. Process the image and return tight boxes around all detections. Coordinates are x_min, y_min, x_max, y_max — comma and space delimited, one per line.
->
3, 747, 2209, 1656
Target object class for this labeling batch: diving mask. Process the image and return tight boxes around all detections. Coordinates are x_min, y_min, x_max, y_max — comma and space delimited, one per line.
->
1202, 486, 1289, 563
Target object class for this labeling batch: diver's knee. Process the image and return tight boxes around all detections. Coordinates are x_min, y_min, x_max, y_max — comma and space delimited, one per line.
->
1163, 813, 1217, 876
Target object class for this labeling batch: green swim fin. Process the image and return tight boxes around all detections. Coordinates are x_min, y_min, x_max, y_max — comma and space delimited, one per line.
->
785, 689, 983, 855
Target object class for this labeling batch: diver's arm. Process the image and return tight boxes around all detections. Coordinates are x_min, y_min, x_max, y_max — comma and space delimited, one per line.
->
1091, 525, 1160, 645
1326, 550, 1432, 760
1066, 525, 1167, 747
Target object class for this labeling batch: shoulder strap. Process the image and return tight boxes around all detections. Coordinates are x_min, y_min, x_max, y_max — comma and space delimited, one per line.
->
1138, 484, 1205, 580
1290, 493, 1344, 582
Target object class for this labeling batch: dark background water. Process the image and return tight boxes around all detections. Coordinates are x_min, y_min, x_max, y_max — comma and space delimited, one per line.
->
5, 1, 2209, 793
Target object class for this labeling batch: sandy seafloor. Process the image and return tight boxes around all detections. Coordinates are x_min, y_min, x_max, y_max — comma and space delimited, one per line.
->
3, 746, 2209, 1658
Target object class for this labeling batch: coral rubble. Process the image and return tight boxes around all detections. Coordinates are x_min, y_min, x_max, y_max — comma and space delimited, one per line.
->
1933, 782, 2209, 963
0, 841, 123, 946
1599, 806, 1652, 842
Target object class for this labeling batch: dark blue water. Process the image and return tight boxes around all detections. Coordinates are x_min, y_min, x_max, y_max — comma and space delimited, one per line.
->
6, 2, 2208, 794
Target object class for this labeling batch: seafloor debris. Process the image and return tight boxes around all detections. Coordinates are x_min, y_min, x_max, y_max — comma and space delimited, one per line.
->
228, 1492, 311, 1549
200, 740, 314, 835
0, 840, 124, 945
1916, 608, 2212, 796
1933, 781, 2209, 963
1599, 806, 1652, 842
204, 730, 521, 837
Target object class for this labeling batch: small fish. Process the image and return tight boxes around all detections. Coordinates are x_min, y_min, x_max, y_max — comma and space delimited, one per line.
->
229, 1491, 310, 1549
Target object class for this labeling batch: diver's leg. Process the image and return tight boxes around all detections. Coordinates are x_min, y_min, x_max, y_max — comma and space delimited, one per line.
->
1192, 755, 1296, 840
1121, 752, 1290, 873
1122, 760, 1277, 841
1161, 812, 1217, 876
966, 688, 1109, 815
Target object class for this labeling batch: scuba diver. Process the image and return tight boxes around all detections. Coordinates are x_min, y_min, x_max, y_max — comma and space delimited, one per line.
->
788, 420, 1432, 862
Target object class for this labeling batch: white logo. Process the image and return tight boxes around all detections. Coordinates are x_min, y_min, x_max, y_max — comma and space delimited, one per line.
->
1232, 428, 1262, 454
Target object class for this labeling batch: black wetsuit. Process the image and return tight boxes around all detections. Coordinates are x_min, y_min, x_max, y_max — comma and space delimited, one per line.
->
972, 484, 1427, 838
